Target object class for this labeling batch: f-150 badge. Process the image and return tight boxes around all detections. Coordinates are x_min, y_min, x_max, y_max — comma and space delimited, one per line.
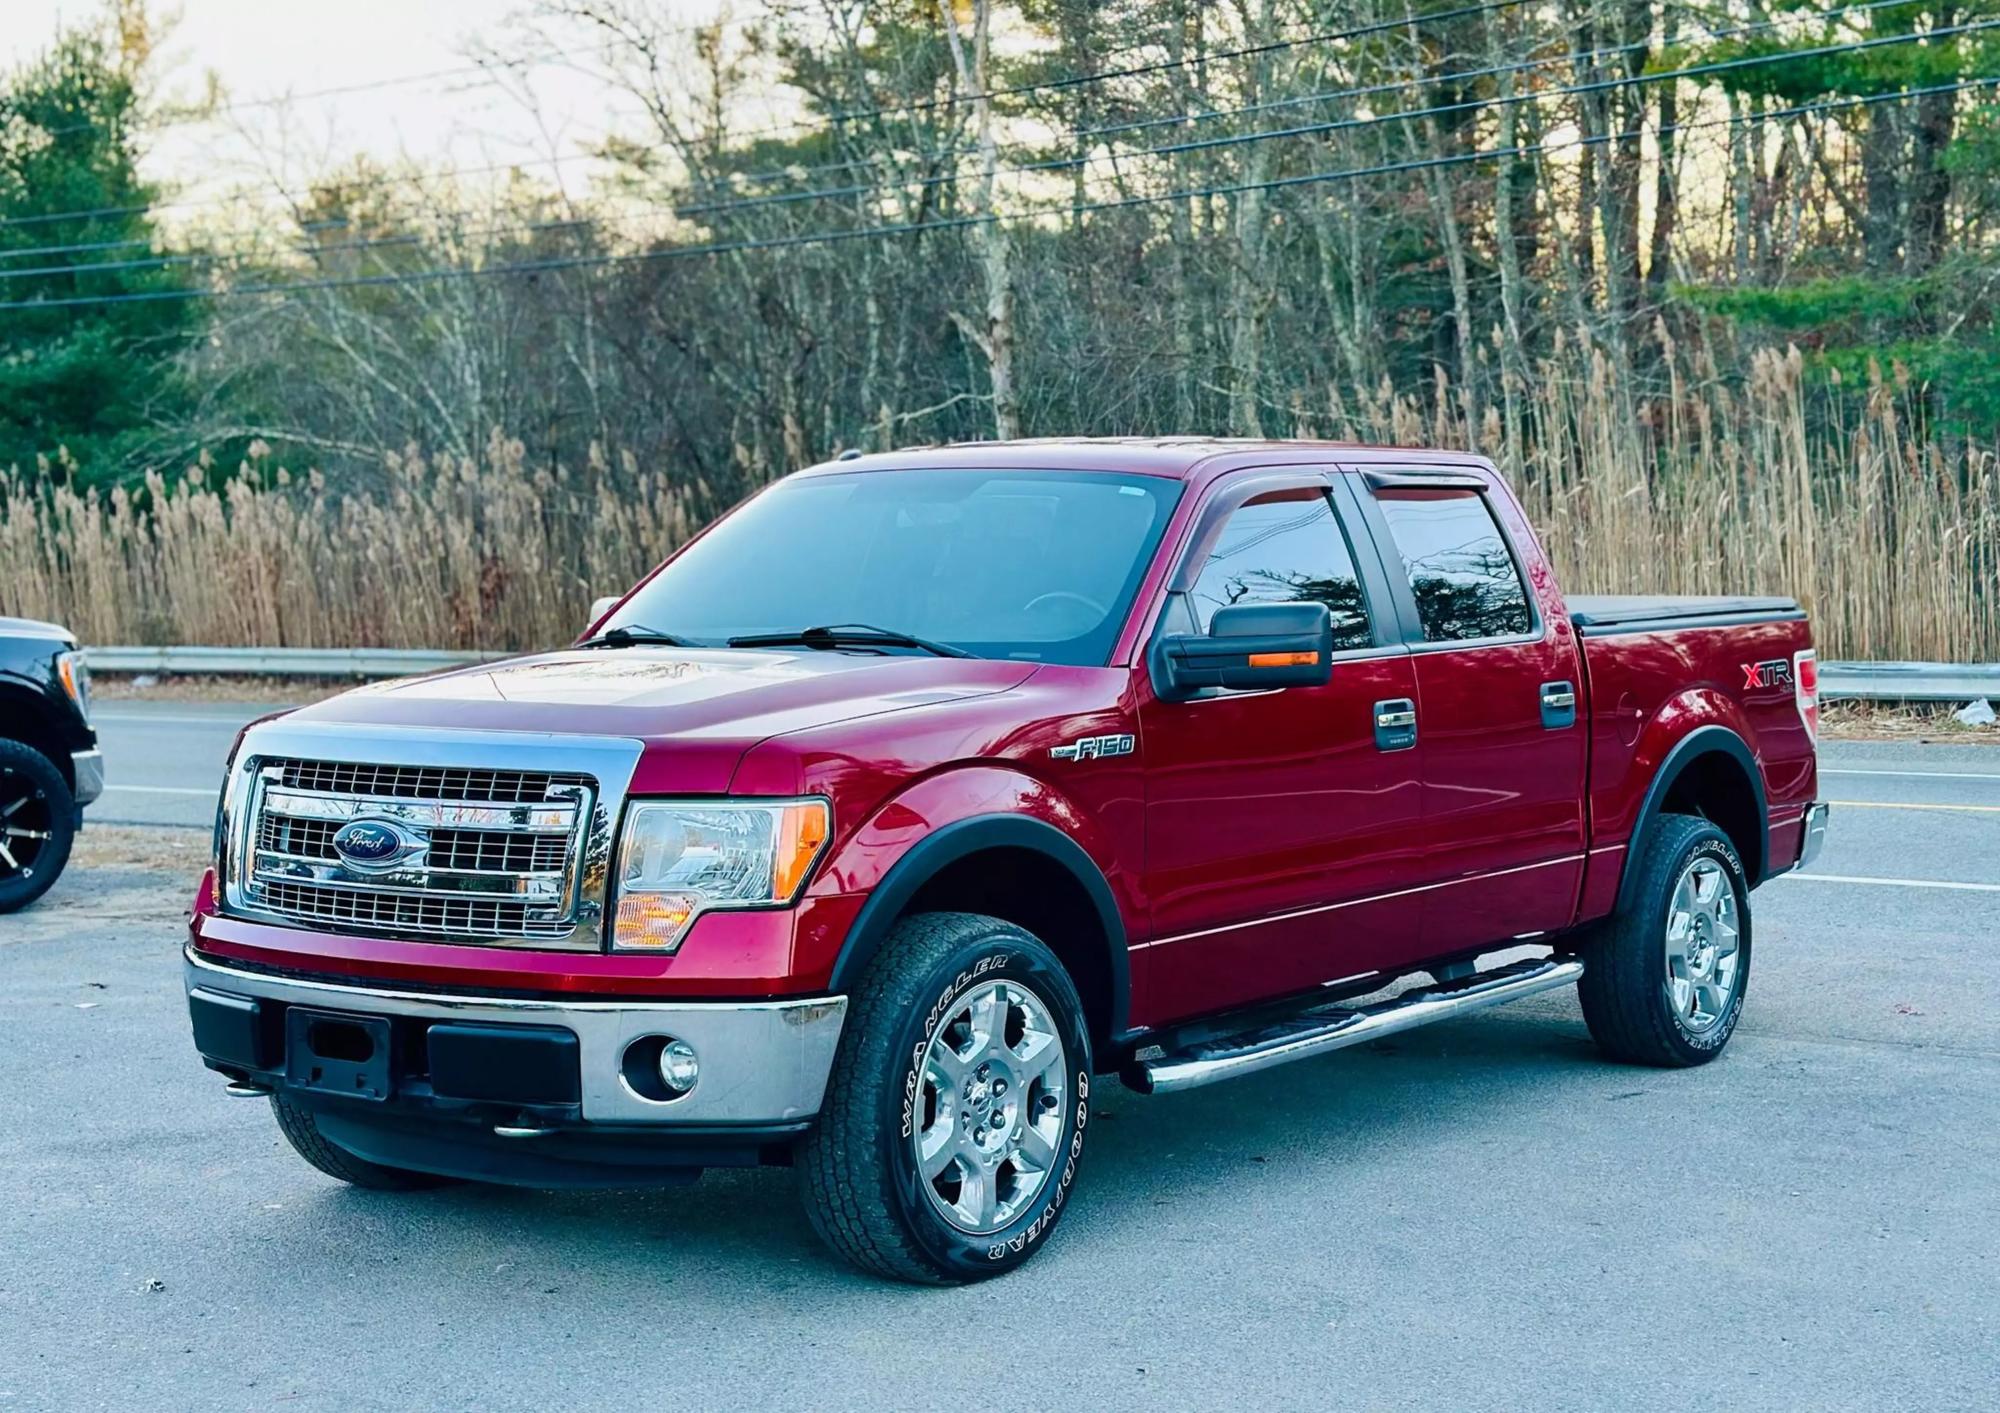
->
1051, 733, 1135, 761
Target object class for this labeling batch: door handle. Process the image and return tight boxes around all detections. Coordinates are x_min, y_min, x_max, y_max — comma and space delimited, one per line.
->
1374, 698, 1417, 751
1540, 680, 1577, 730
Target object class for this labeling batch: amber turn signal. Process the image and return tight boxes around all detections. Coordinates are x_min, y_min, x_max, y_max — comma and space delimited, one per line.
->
1247, 651, 1319, 668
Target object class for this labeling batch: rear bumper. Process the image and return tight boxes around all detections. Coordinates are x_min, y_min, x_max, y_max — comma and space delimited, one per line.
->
183, 949, 846, 1131
70, 748, 103, 808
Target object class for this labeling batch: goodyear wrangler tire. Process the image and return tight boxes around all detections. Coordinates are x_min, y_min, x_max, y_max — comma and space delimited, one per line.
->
798, 912, 1093, 1284
1578, 814, 1752, 1068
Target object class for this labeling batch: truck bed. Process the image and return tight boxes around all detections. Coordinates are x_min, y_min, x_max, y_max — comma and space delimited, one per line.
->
1566, 594, 1805, 635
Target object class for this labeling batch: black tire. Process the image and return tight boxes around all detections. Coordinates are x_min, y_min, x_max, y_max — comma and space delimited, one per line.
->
0, 739, 77, 915
270, 1096, 460, 1191
1579, 813, 1752, 1067
798, 912, 1094, 1284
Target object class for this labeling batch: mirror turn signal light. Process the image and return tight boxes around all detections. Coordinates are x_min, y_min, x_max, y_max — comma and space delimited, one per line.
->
1247, 651, 1320, 668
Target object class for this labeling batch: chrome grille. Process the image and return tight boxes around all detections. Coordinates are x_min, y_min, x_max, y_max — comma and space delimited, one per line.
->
256, 881, 569, 940
236, 753, 597, 947
256, 814, 565, 874
272, 758, 586, 804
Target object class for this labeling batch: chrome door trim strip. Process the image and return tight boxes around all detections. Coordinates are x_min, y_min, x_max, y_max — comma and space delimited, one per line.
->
1132, 852, 1589, 951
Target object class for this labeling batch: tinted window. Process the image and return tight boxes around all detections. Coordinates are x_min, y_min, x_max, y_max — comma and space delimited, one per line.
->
1375, 490, 1532, 642
604, 469, 1177, 666
1188, 491, 1372, 650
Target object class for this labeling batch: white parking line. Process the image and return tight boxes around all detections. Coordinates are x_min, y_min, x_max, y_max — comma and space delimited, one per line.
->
1783, 873, 2000, 893
1822, 768, 2000, 782
99, 785, 217, 796
1827, 799, 2000, 815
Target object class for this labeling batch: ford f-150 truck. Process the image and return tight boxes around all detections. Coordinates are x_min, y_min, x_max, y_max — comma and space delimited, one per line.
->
184, 439, 1828, 1283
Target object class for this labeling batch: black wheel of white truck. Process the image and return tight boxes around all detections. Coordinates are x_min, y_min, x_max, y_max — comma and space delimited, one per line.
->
1578, 814, 1752, 1067
798, 913, 1093, 1284
270, 1095, 461, 1192
0, 739, 76, 915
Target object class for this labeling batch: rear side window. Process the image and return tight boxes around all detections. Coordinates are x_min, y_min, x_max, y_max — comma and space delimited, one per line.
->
1188, 490, 1372, 650
1374, 490, 1532, 643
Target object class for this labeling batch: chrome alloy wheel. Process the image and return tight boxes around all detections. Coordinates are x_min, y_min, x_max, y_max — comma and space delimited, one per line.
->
1665, 856, 1741, 1033
0, 768, 54, 883
912, 979, 1069, 1235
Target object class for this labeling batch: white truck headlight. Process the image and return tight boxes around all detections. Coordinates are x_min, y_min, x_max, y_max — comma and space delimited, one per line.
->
612, 799, 830, 952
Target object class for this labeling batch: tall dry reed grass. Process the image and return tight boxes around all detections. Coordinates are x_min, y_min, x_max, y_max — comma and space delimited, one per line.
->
2, 341, 1995, 661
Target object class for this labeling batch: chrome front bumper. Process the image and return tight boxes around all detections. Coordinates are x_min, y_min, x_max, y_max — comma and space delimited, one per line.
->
183, 950, 846, 1126
71, 748, 104, 807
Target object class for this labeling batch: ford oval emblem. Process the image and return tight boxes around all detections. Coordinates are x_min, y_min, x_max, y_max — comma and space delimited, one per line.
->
332, 818, 413, 868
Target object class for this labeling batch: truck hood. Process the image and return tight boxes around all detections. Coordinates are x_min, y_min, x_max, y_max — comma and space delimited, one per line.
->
286, 647, 1040, 792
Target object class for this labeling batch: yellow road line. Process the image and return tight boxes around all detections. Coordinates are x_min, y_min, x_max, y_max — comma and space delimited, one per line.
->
1827, 799, 2000, 815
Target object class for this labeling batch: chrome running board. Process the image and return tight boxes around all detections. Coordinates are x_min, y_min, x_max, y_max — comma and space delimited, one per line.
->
1124, 956, 1585, 1095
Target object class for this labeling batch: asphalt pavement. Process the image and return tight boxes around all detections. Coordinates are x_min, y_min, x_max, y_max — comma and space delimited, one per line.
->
1, 706, 1995, 1410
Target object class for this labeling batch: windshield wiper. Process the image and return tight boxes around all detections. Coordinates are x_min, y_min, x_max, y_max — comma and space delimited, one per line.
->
578, 624, 697, 649
727, 623, 972, 659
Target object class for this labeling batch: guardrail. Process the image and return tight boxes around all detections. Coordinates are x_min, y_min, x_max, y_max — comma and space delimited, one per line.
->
84, 645, 504, 677
1818, 662, 2000, 704
77, 645, 2000, 699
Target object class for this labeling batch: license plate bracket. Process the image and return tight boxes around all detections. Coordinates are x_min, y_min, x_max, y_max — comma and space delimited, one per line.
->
285, 1007, 394, 1102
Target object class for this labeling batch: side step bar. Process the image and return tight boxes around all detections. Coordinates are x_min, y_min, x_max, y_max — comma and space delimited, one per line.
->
1124, 956, 1585, 1095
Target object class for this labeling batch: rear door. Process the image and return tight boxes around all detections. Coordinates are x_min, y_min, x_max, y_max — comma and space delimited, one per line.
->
1136, 470, 1427, 1023
1345, 467, 1588, 955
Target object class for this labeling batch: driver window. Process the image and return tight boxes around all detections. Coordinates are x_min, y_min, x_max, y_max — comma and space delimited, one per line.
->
1188, 489, 1373, 650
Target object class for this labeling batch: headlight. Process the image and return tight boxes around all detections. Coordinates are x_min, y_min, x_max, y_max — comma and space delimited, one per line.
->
612, 799, 830, 953
56, 650, 90, 722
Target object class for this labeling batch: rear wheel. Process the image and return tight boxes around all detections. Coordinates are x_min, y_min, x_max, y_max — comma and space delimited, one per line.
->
0, 739, 76, 914
270, 1096, 461, 1191
1579, 814, 1751, 1067
797, 912, 1093, 1284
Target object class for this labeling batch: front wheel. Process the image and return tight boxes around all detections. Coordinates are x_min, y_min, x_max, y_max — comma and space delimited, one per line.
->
0, 739, 77, 915
1578, 813, 1752, 1067
797, 912, 1093, 1284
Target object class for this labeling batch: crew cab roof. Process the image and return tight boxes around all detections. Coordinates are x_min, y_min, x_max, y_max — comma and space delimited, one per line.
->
797, 438, 1492, 482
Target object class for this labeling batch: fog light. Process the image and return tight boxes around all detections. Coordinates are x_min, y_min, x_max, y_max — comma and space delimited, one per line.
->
658, 1038, 700, 1095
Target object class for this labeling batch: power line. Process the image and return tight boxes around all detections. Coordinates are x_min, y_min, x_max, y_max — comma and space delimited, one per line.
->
0, 149, 605, 233
1080, 0, 1937, 142
28, 14, 774, 141
623, 0, 1539, 147
2, 78, 1986, 315
670, 15, 2000, 221
0, 0, 1528, 235
0, 215, 639, 284
7, 0, 1960, 276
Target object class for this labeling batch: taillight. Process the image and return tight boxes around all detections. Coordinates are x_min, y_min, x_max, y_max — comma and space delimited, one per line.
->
1794, 649, 1819, 742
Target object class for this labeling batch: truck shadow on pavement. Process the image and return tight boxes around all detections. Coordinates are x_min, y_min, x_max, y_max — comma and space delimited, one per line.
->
246, 1001, 1643, 1290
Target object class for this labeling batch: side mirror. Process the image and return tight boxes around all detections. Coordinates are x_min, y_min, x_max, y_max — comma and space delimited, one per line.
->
1151, 601, 1334, 701
586, 594, 622, 634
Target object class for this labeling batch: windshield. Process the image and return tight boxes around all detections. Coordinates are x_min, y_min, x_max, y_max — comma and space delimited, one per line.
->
604, 468, 1179, 665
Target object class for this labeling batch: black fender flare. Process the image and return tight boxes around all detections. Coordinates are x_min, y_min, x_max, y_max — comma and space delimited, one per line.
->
1616, 723, 1770, 914
827, 814, 1131, 1041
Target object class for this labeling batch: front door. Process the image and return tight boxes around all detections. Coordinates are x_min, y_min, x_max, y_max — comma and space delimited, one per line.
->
1137, 474, 1427, 1024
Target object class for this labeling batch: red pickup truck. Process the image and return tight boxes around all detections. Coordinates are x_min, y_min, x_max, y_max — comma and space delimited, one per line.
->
184, 439, 1826, 1283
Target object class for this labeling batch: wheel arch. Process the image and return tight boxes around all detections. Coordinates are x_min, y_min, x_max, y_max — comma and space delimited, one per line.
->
1616, 724, 1769, 913
827, 814, 1131, 1052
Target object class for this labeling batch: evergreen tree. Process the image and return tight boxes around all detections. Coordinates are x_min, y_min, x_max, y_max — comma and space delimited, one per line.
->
0, 8, 198, 483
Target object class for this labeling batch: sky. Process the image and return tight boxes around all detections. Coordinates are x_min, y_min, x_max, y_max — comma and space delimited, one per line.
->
2, 1, 738, 233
